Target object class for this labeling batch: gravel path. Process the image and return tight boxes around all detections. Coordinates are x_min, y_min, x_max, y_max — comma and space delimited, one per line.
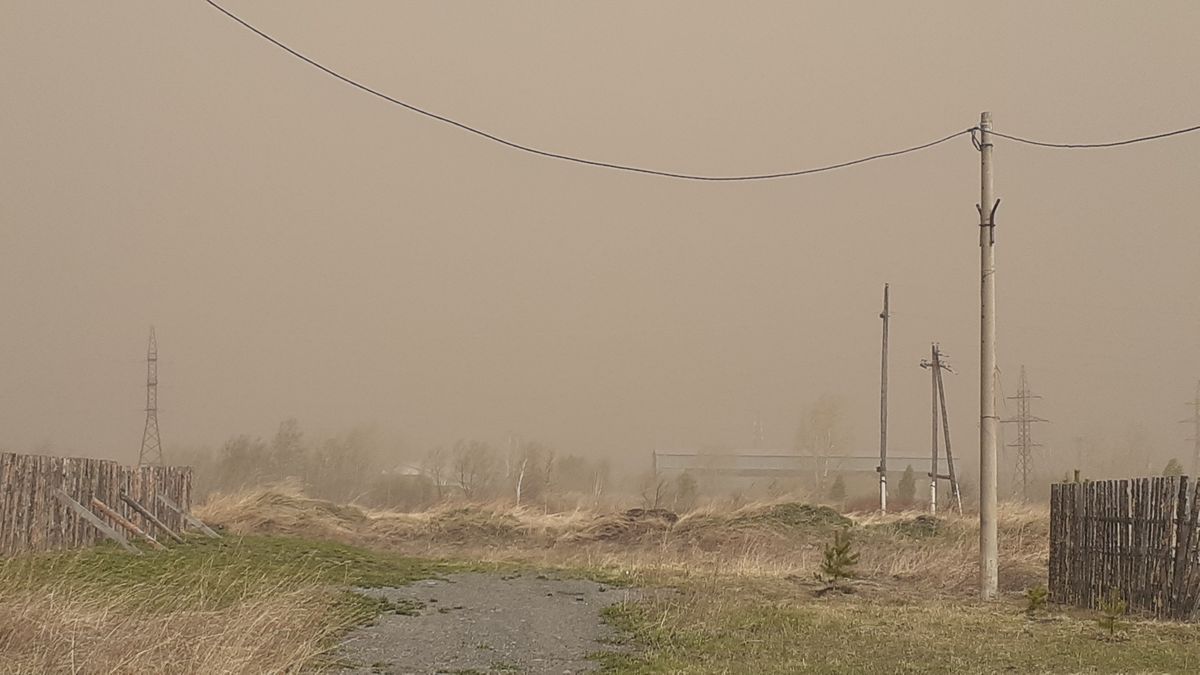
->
338, 573, 638, 675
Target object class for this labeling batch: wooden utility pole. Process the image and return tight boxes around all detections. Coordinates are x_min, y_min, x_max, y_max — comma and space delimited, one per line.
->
926, 344, 940, 513
978, 111, 1000, 600
933, 346, 962, 514
878, 283, 890, 512
921, 344, 960, 514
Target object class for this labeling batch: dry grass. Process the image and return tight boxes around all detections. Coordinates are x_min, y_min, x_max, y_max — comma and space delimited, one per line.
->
13, 489, 1190, 674
198, 486, 1051, 596
0, 574, 336, 674
0, 535, 450, 674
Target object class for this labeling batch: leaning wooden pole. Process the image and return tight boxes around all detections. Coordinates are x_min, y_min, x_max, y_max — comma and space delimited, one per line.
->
91, 497, 166, 551
934, 346, 963, 514
157, 494, 220, 538
53, 489, 140, 555
120, 492, 184, 544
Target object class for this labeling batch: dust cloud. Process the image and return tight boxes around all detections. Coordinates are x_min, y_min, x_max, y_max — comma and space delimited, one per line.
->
3, 2, 1199, 504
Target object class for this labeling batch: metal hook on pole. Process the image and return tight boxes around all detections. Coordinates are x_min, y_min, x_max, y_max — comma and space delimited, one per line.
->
976, 199, 1002, 244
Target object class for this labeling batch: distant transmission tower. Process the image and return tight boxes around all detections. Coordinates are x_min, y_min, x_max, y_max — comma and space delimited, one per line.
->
137, 326, 164, 467
1183, 380, 1200, 476
1003, 365, 1047, 500
752, 415, 766, 449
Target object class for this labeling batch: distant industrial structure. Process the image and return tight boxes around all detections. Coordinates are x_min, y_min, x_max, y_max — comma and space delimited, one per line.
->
652, 449, 944, 497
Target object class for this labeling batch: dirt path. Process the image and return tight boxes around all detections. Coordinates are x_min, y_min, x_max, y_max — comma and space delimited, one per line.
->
339, 573, 638, 674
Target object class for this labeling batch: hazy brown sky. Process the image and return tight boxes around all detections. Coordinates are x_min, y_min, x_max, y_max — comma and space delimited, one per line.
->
3, 2, 1199, 479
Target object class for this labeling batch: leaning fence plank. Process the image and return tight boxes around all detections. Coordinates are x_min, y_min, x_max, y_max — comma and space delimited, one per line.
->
119, 492, 184, 544
156, 494, 220, 538
91, 497, 166, 551
53, 489, 139, 555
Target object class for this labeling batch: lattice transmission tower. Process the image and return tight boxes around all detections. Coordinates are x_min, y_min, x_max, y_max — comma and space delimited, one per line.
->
137, 326, 163, 467
1003, 365, 1047, 500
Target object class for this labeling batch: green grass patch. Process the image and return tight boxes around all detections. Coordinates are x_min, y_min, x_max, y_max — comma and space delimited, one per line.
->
0, 534, 494, 614
599, 587, 1200, 674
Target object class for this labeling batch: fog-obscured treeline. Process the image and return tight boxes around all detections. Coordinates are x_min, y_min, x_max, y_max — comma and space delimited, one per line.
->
175, 418, 636, 511
12, 396, 1195, 511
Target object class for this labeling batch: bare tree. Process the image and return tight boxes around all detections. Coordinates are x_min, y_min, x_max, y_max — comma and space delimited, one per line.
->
452, 440, 496, 500
592, 458, 610, 507
541, 448, 556, 507
639, 470, 672, 510
515, 455, 529, 506
269, 418, 305, 481
794, 395, 851, 491
422, 445, 449, 500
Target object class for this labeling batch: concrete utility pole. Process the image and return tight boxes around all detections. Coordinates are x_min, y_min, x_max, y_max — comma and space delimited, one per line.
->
878, 283, 890, 512
978, 111, 999, 599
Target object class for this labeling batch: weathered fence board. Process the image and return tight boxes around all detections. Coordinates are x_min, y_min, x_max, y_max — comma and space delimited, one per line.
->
0, 452, 192, 556
1050, 476, 1200, 620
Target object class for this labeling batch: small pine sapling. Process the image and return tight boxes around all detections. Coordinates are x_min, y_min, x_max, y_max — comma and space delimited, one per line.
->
1097, 588, 1126, 638
1024, 585, 1048, 615
897, 465, 917, 505
1163, 458, 1184, 477
817, 528, 859, 586
829, 475, 846, 502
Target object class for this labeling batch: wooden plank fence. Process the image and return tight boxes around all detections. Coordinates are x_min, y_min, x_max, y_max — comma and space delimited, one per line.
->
0, 452, 192, 556
1050, 476, 1200, 620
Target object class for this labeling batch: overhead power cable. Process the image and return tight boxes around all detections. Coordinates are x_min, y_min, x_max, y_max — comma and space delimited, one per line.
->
204, 0, 972, 181
989, 124, 1200, 149
206, 1, 1200, 177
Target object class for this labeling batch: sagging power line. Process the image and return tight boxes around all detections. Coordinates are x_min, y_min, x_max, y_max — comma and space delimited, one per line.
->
204, 0, 1200, 181
988, 126, 1200, 149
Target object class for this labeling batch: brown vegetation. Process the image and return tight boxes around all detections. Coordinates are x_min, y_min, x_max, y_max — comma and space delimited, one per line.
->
198, 486, 1049, 595
0, 559, 347, 674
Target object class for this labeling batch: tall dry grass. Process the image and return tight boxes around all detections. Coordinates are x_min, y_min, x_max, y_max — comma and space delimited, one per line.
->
199, 486, 1051, 595
0, 565, 341, 674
